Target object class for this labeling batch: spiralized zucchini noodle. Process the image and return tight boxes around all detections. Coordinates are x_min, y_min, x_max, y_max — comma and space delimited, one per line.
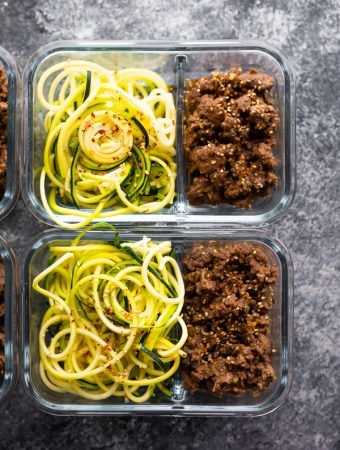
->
32, 224, 187, 402
37, 60, 177, 229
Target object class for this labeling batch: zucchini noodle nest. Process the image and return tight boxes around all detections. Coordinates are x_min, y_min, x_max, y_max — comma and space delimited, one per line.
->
32, 224, 187, 403
37, 60, 177, 229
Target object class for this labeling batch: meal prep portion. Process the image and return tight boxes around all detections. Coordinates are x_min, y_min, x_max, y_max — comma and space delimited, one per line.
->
0, 259, 4, 375
32, 224, 187, 402
183, 242, 276, 396
38, 61, 176, 228
31, 225, 279, 404
0, 66, 7, 198
185, 68, 279, 208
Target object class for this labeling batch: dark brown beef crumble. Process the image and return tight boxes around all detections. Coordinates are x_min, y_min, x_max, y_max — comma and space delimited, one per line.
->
185, 68, 279, 208
183, 242, 277, 397
0, 65, 8, 198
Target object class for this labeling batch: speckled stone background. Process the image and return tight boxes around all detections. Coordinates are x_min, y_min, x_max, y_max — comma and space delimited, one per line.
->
0, 0, 339, 448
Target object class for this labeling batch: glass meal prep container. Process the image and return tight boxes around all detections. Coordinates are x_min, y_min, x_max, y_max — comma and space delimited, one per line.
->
0, 46, 20, 221
22, 40, 295, 227
22, 227, 293, 416
0, 234, 17, 404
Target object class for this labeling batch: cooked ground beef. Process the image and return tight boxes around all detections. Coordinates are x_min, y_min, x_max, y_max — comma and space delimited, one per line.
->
183, 242, 277, 397
0, 65, 7, 198
185, 68, 279, 208
0, 260, 4, 375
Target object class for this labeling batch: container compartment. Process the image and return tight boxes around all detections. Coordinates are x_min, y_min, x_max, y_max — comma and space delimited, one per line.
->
23, 43, 183, 225
22, 227, 293, 416
180, 46, 294, 223
0, 47, 20, 221
22, 41, 295, 227
0, 234, 17, 403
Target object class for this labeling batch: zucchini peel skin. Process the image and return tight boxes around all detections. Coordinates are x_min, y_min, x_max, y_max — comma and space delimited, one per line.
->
38, 62, 177, 229
33, 224, 187, 403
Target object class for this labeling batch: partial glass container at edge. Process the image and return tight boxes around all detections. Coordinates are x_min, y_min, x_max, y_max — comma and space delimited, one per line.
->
0, 46, 20, 221
22, 227, 293, 416
0, 234, 17, 404
22, 40, 295, 227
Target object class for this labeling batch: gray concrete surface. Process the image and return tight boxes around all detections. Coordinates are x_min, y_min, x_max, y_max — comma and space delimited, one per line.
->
0, 0, 339, 448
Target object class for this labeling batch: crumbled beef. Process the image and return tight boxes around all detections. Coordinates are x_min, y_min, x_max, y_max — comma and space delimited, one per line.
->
0, 66, 8, 197
183, 242, 277, 397
185, 68, 279, 207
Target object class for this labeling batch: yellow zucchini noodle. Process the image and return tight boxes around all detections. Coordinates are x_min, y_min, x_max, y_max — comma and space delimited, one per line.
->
32, 224, 187, 402
37, 60, 177, 229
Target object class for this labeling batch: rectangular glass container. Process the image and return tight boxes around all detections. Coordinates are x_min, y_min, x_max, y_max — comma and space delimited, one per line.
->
22, 40, 295, 227
0, 47, 20, 220
22, 227, 293, 416
0, 234, 17, 403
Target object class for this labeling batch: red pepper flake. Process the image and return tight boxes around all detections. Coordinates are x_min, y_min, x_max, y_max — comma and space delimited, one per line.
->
84, 121, 91, 127
103, 344, 112, 353
79, 156, 83, 161
98, 129, 105, 134
91, 112, 95, 118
